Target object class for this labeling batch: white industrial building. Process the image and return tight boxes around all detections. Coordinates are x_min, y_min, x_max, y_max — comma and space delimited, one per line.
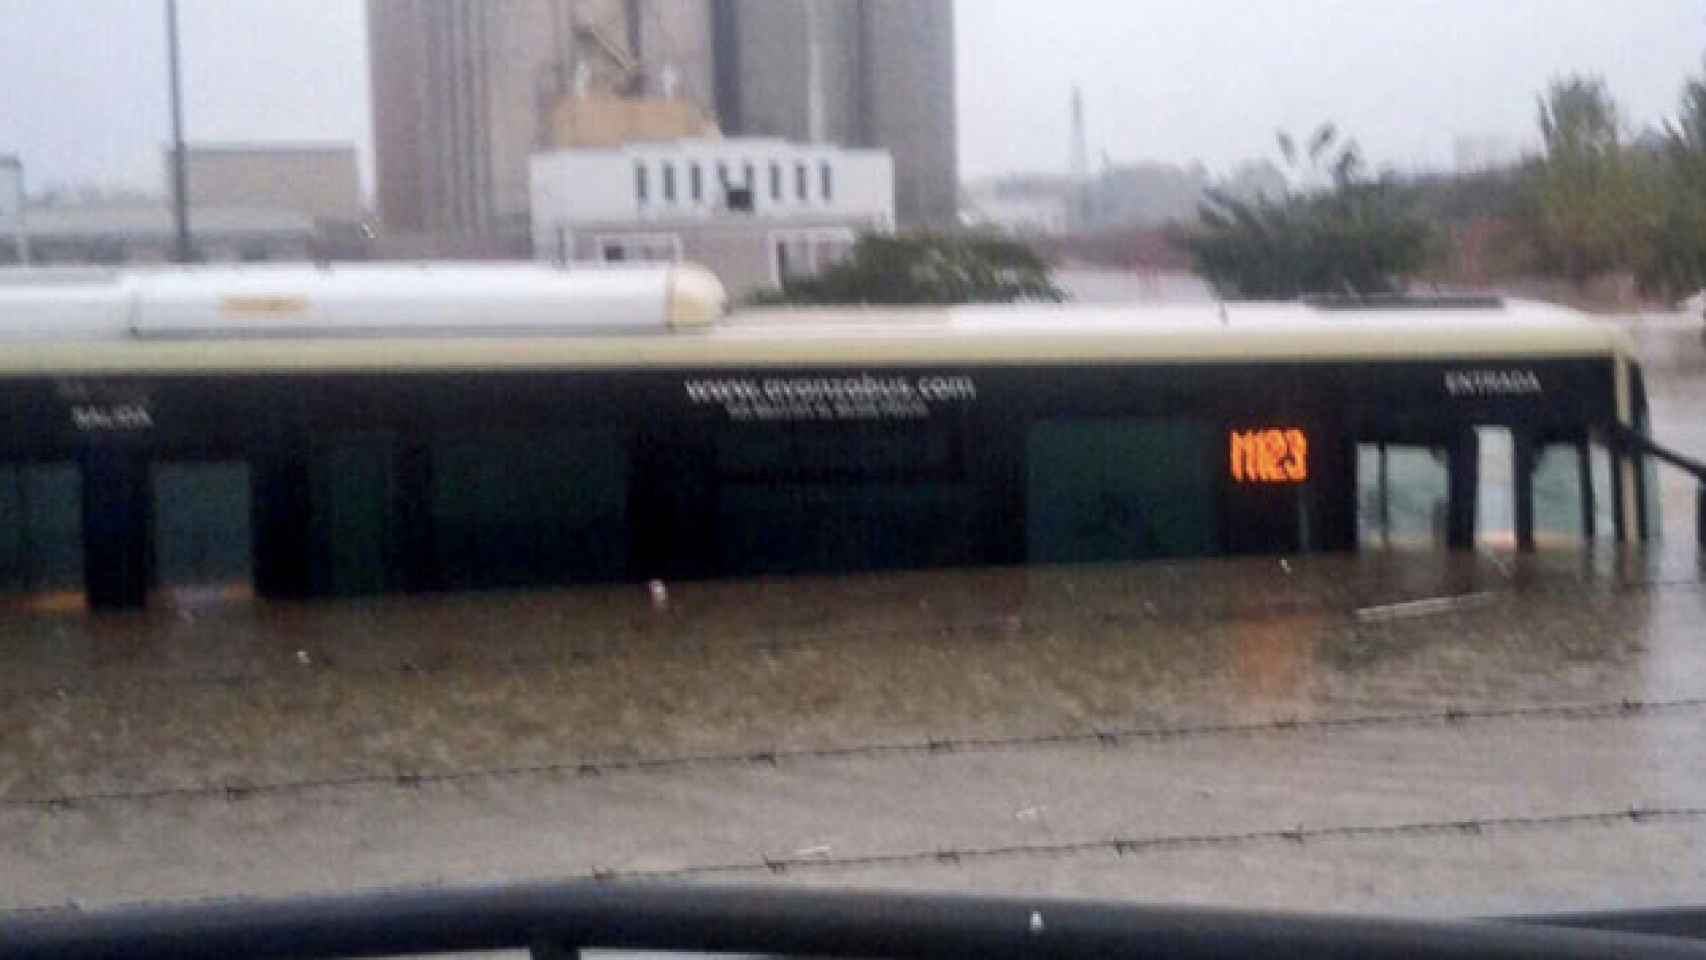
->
531, 137, 893, 296
6, 205, 317, 266
960, 189, 1072, 237
959, 175, 1080, 237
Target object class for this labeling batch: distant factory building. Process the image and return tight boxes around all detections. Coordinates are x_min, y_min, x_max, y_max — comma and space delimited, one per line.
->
531, 137, 892, 296
367, 0, 955, 252
4, 143, 363, 266
17, 204, 315, 265
710, 0, 957, 227
176, 143, 364, 226
961, 177, 1077, 237
367, 0, 714, 249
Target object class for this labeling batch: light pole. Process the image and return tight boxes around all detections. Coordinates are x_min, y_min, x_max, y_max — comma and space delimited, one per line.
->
0, 155, 26, 265
165, 0, 192, 262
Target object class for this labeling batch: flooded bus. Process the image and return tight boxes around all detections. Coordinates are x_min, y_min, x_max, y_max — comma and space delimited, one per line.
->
0, 265, 1656, 611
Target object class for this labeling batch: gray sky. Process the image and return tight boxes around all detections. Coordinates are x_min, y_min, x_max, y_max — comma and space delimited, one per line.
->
2, 0, 1703, 196
959, 0, 1706, 179
0, 0, 370, 194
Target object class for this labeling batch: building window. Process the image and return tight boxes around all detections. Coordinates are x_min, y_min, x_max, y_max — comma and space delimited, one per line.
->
769, 162, 782, 202
635, 162, 649, 203
743, 161, 755, 189
796, 162, 808, 201
771, 228, 857, 283
595, 233, 683, 264
662, 163, 677, 203
820, 162, 833, 202
690, 162, 703, 203
717, 161, 730, 189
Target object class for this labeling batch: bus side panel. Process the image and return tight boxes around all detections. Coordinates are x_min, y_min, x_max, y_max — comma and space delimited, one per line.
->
0, 353, 1628, 610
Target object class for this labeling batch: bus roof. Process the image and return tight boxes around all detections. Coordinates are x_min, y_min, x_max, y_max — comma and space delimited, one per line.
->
0, 265, 1632, 375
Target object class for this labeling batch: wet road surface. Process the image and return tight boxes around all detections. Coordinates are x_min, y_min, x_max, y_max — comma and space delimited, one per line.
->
1, 315, 1704, 922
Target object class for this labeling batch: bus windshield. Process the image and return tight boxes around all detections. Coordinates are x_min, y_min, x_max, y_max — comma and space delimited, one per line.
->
2, 0, 1705, 942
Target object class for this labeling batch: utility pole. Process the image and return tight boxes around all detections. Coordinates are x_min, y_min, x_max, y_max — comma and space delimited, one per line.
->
1069, 86, 1090, 230
165, 0, 192, 263
806, 0, 826, 143
1069, 86, 1088, 183
0, 156, 26, 265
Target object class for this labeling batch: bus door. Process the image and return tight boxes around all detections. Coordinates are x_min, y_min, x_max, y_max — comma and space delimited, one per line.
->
1353, 427, 1482, 551
1357, 428, 1621, 552
1475, 427, 1620, 549
1356, 439, 1454, 548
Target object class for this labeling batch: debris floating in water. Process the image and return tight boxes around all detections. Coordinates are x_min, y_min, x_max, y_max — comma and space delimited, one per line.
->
1354, 592, 1497, 623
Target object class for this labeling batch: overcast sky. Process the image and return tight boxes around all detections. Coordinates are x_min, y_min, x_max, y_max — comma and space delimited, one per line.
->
2, 0, 1703, 196
0, 0, 370, 194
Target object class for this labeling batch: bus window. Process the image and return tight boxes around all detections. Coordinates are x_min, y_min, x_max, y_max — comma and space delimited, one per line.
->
429, 430, 628, 590
1358, 442, 1449, 548
712, 421, 976, 574
1530, 443, 1587, 541
0, 462, 84, 603
308, 437, 399, 597
1590, 441, 1617, 538
1026, 418, 1218, 564
1633, 400, 1662, 539
1529, 440, 1620, 542
1471, 430, 1607, 547
1475, 427, 1513, 546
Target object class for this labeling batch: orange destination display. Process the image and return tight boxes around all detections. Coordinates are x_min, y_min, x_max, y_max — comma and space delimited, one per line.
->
1230, 428, 1309, 483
